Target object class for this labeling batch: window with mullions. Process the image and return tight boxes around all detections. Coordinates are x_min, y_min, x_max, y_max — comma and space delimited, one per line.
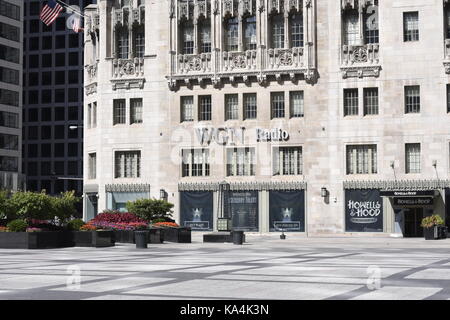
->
273, 147, 303, 176
291, 13, 304, 47
181, 149, 210, 177
243, 93, 257, 120
181, 96, 194, 122
343, 10, 359, 45
405, 85, 420, 114
244, 16, 257, 50
198, 95, 212, 121
290, 91, 304, 118
405, 143, 421, 174
117, 27, 129, 59
225, 94, 239, 121
134, 28, 145, 58
226, 148, 255, 176
364, 8, 379, 44
446, 6, 450, 39
363, 88, 379, 115
199, 20, 211, 53
271, 14, 284, 49
113, 99, 126, 125
344, 88, 358, 116
225, 17, 239, 52
404, 12, 419, 42
88, 153, 97, 180
346, 145, 377, 175
182, 21, 194, 54
447, 84, 450, 113
115, 151, 141, 178
271, 92, 285, 119
130, 98, 143, 124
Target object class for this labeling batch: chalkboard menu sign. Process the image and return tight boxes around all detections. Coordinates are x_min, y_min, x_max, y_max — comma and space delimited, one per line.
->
180, 191, 213, 231
269, 190, 305, 232
229, 191, 259, 231
345, 189, 383, 232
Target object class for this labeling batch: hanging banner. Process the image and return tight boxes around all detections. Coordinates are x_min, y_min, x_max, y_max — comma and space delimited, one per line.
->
345, 189, 383, 232
269, 190, 305, 232
229, 191, 259, 231
180, 191, 213, 231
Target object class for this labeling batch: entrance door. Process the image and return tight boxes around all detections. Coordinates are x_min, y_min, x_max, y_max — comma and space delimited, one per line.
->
404, 208, 424, 237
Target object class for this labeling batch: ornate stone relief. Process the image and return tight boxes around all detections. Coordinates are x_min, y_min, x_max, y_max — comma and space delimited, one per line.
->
178, 181, 307, 191
344, 180, 450, 190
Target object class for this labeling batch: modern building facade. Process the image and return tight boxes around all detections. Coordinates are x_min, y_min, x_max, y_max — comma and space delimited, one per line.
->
84, 0, 450, 237
22, 0, 95, 197
0, 0, 23, 191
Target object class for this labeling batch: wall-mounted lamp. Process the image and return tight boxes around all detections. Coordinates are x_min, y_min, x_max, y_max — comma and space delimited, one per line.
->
390, 161, 395, 169
321, 187, 328, 198
160, 189, 168, 201
432, 160, 437, 168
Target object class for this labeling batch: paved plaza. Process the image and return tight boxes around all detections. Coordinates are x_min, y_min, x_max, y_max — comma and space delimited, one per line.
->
0, 234, 450, 300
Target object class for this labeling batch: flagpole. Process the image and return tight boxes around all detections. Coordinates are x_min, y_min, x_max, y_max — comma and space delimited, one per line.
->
55, 0, 90, 19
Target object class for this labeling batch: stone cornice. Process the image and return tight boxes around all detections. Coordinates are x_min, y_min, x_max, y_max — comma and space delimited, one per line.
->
105, 184, 151, 193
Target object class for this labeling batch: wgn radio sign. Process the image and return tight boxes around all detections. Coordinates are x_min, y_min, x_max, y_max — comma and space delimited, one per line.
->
345, 189, 383, 232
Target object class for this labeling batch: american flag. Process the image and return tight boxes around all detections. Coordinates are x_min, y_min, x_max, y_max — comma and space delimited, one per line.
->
40, 0, 64, 26
71, 14, 83, 33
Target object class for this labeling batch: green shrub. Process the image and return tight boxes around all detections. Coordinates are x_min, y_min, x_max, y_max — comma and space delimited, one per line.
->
152, 218, 167, 224
7, 219, 28, 232
0, 190, 14, 220
421, 215, 444, 228
126, 198, 174, 222
67, 219, 85, 231
51, 191, 80, 223
8, 191, 53, 221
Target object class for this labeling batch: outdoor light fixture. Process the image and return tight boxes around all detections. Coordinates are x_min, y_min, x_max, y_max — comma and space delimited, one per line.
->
160, 189, 167, 201
390, 161, 395, 169
432, 160, 437, 168
321, 187, 328, 198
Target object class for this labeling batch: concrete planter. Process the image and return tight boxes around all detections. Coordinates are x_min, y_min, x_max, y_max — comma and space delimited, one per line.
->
161, 227, 191, 243
72, 230, 115, 247
113, 230, 135, 244
0, 231, 73, 249
148, 227, 164, 243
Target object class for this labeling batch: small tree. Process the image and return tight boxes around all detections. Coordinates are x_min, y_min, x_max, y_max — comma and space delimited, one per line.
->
51, 191, 80, 224
0, 190, 12, 220
126, 198, 174, 222
8, 191, 53, 221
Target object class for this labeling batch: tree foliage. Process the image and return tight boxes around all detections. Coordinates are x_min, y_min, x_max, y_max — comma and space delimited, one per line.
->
126, 198, 174, 222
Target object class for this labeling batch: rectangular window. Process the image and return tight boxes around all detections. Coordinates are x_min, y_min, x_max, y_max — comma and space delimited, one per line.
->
364, 6, 379, 44
446, 7, 450, 39
344, 88, 358, 116
244, 16, 257, 50
0, 44, 19, 64
227, 148, 255, 176
115, 151, 141, 178
243, 93, 257, 120
0, 22, 19, 42
271, 14, 285, 48
0, 111, 18, 128
183, 23, 194, 54
0, 88, 18, 107
273, 147, 303, 176
118, 31, 129, 59
0, 0, 20, 21
130, 98, 143, 124
290, 91, 304, 118
181, 96, 194, 122
225, 17, 239, 51
291, 13, 304, 47
135, 31, 145, 58
447, 84, 450, 113
113, 99, 126, 125
343, 11, 359, 45
92, 102, 97, 128
406, 143, 421, 174
87, 103, 92, 129
346, 145, 377, 175
271, 92, 285, 119
0, 133, 17, 150
405, 85, 420, 114
0, 156, 17, 172
363, 88, 379, 115
404, 12, 419, 42
200, 22, 211, 53
225, 94, 239, 121
88, 153, 96, 179
181, 149, 210, 177
198, 95, 212, 121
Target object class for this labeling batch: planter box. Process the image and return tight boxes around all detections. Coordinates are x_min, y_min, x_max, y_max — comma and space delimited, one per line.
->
148, 227, 164, 244
161, 227, 191, 243
113, 230, 135, 244
72, 230, 114, 247
0, 231, 73, 249
203, 231, 246, 243
424, 226, 439, 240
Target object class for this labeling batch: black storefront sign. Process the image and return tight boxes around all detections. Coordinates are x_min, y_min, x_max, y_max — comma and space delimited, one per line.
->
345, 189, 383, 232
380, 190, 436, 197
229, 191, 259, 231
269, 190, 305, 232
180, 191, 213, 231
393, 197, 434, 206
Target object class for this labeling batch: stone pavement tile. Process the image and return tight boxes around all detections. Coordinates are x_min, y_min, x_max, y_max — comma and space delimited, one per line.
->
0, 269, 133, 277
50, 276, 175, 293
306, 257, 440, 267
207, 274, 368, 285
124, 279, 362, 299
84, 294, 215, 300
24, 263, 196, 273
172, 265, 258, 274
405, 268, 450, 280
232, 266, 408, 278
0, 275, 104, 290
351, 286, 441, 300
250, 258, 311, 264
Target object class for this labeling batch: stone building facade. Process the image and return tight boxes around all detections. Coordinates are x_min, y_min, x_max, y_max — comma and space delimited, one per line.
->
84, 0, 450, 237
